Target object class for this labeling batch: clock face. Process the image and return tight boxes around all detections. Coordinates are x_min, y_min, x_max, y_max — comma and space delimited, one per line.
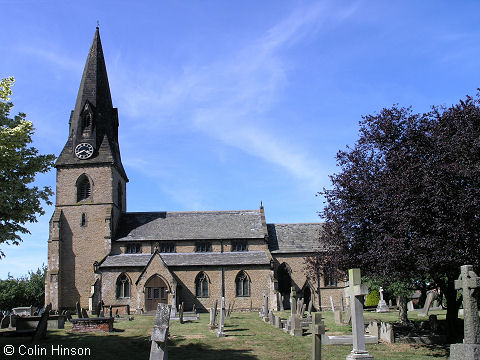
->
75, 143, 94, 159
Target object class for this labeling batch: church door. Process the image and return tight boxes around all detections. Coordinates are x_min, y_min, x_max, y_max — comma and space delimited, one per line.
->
145, 275, 168, 312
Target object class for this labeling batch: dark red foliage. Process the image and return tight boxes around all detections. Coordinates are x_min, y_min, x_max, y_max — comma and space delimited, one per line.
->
318, 95, 480, 341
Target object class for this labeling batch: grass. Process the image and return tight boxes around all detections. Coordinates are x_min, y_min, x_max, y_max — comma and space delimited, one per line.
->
0, 311, 449, 359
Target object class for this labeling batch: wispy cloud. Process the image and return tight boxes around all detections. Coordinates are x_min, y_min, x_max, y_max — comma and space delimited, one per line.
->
16, 45, 83, 73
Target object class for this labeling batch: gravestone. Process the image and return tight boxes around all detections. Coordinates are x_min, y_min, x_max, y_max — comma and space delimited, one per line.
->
32, 303, 51, 342
330, 296, 335, 311
418, 291, 435, 317
307, 300, 313, 320
380, 322, 394, 343
214, 299, 218, 323
345, 268, 374, 360
76, 302, 82, 318
209, 308, 216, 329
263, 294, 269, 322
274, 315, 282, 329
217, 297, 226, 337
96, 300, 103, 317
171, 290, 177, 318
228, 300, 235, 317
269, 310, 274, 325
450, 265, 480, 360
366, 321, 380, 340
310, 313, 326, 360
0, 315, 9, 329
290, 287, 297, 317
376, 287, 389, 312
179, 302, 184, 324
280, 295, 284, 312
290, 314, 302, 337
12, 306, 34, 317
407, 300, 415, 311
343, 307, 352, 325
149, 303, 170, 360
334, 310, 343, 325
81, 308, 89, 318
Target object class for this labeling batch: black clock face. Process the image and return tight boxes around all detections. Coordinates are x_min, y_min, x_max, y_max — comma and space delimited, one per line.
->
75, 143, 94, 159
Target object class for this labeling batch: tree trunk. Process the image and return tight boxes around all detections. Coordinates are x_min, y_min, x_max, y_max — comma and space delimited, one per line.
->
444, 276, 460, 343
398, 294, 408, 324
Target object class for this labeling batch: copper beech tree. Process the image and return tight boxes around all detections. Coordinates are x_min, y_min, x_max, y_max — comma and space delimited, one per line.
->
310, 94, 480, 342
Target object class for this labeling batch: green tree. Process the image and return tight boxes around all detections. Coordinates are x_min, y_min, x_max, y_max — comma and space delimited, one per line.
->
0, 77, 55, 256
0, 265, 46, 310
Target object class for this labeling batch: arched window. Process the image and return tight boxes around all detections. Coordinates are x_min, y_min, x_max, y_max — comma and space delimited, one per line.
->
80, 213, 86, 227
195, 272, 209, 298
77, 175, 91, 201
117, 182, 123, 212
235, 271, 250, 297
116, 273, 131, 299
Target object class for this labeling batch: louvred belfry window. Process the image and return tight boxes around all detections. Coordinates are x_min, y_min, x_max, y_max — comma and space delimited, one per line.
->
77, 176, 91, 201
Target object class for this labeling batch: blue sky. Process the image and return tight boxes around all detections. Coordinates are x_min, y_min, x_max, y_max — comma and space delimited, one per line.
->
1, 0, 480, 278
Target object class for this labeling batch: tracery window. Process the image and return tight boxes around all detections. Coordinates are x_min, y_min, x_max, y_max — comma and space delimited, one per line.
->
116, 273, 131, 299
231, 240, 248, 252
195, 272, 209, 298
235, 271, 250, 297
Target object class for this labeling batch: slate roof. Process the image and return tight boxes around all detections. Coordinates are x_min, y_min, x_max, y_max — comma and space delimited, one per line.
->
99, 251, 270, 268
267, 223, 324, 253
115, 210, 265, 241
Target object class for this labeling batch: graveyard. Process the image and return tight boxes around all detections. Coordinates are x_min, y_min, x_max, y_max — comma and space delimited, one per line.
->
0, 308, 454, 359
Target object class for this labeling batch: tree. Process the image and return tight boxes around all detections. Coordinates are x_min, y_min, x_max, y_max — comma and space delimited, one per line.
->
0, 265, 47, 310
0, 77, 55, 256
316, 95, 480, 341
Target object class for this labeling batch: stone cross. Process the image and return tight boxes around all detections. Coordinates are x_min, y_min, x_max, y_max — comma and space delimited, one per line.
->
310, 313, 326, 360
76, 301, 82, 318
454, 265, 480, 344
217, 297, 226, 337
345, 268, 373, 360
376, 287, 389, 313
290, 287, 297, 316
149, 303, 170, 360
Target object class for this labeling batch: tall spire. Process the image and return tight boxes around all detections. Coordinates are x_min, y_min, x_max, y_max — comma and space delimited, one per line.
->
56, 27, 127, 181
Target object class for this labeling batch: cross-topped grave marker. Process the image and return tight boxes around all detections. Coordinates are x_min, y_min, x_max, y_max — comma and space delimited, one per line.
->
150, 303, 171, 360
450, 265, 480, 360
345, 268, 373, 360
376, 287, 389, 313
310, 313, 326, 360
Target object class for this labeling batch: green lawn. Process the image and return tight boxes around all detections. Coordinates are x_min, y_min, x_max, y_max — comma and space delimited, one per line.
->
0, 311, 449, 359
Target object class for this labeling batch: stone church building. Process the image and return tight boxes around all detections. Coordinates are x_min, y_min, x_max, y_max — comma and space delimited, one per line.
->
45, 28, 345, 314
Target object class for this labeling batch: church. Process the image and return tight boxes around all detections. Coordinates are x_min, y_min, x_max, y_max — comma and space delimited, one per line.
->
45, 27, 345, 314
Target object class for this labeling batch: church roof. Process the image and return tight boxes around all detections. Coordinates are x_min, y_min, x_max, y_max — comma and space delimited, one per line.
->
99, 251, 270, 268
267, 223, 324, 253
115, 210, 265, 241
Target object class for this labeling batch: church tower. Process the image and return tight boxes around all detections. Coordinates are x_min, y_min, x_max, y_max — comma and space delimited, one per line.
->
45, 27, 128, 310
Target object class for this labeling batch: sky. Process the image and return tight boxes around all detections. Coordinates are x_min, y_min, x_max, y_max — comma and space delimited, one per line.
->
1, 0, 480, 278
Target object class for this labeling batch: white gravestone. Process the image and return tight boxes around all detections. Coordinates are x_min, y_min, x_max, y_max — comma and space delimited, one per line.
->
376, 287, 389, 313
217, 297, 226, 337
330, 296, 335, 311
345, 268, 374, 360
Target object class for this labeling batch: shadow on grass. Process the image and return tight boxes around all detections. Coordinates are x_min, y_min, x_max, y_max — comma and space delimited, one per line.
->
411, 344, 449, 358
169, 341, 258, 360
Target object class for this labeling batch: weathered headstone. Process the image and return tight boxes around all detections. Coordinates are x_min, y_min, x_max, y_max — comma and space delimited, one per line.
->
417, 291, 435, 317
366, 321, 380, 340
269, 310, 274, 325
217, 297, 226, 337
0, 315, 9, 329
263, 294, 269, 322
307, 300, 313, 320
274, 315, 282, 328
376, 287, 389, 313
179, 302, 184, 324
96, 300, 103, 317
330, 296, 335, 312
343, 307, 352, 324
76, 302, 82, 318
32, 303, 51, 342
290, 287, 297, 316
280, 295, 284, 312
380, 322, 394, 343
450, 265, 480, 360
209, 308, 216, 329
290, 314, 302, 337
407, 300, 415, 311
310, 313, 326, 360
149, 303, 170, 360
334, 310, 343, 325
81, 308, 89, 318
345, 268, 374, 360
